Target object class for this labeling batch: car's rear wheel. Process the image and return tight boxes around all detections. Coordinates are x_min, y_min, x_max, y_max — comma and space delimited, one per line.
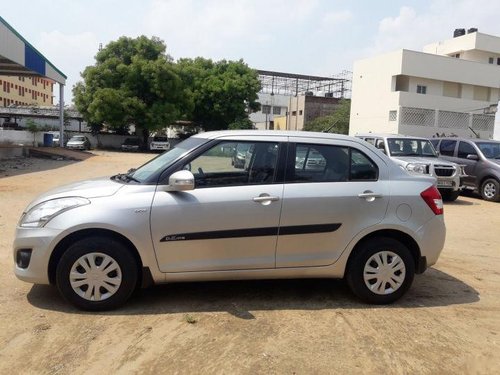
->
481, 178, 500, 202
346, 237, 415, 304
56, 236, 138, 311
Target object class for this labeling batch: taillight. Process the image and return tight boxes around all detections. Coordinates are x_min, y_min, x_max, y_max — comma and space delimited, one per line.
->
420, 186, 443, 215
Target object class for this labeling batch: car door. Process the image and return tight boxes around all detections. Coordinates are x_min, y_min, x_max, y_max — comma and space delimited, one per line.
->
150, 138, 285, 273
455, 141, 479, 188
276, 139, 390, 268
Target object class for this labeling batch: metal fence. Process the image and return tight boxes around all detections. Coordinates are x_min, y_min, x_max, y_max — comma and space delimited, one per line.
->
399, 106, 495, 135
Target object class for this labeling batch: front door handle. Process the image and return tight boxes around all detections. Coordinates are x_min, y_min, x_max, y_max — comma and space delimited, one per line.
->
358, 191, 383, 202
253, 196, 280, 202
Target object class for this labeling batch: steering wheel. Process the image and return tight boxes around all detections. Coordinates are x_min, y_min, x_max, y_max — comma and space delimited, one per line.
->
197, 167, 205, 177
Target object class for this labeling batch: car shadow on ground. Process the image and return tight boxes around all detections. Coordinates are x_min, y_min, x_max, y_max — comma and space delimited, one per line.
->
27, 268, 479, 318
0, 157, 78, 179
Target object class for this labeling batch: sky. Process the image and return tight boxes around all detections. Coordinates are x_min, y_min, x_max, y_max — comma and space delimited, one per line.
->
2, 0, 500, 104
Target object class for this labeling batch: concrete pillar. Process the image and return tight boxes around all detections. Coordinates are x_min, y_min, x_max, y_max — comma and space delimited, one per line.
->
59, 84, 64, 147
493, 101, 500, 140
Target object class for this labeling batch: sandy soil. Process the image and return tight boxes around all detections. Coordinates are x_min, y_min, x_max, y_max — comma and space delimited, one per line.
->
0, 151, 499, 374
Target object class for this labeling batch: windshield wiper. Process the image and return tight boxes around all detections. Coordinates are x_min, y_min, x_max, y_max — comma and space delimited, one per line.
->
112, 173, 141, 183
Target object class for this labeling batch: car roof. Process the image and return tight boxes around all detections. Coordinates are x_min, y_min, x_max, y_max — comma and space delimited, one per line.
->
356, 133, 429, 140
193, 130, 361, 143
433, 137, 500, 144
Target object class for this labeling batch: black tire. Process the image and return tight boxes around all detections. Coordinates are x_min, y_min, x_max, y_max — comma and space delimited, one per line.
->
56, 236, 138, 311
346, 237, 415, 304
440, 189, 460, 202
480, 178, 500, 202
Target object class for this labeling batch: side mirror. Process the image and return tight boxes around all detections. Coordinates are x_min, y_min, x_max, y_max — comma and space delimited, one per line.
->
466, 154, 479, 161
376, 143, 386, 154
167, 170, 195, 191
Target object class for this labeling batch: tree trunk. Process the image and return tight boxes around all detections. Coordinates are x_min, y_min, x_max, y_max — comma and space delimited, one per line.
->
141, 128, 150, 151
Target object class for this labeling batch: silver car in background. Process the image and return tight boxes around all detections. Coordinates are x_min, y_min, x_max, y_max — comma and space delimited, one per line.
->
356, 134, 462, 201
14, 131, 446, 310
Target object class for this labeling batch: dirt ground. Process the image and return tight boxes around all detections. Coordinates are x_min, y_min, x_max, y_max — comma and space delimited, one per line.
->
0, 151, 499, 374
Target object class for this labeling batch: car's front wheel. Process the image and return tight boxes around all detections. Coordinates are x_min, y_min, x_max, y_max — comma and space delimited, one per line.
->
56, 236, 138, 311
346, 237, 415, 304
440, 189, 460, 202
481, 178, 500, 202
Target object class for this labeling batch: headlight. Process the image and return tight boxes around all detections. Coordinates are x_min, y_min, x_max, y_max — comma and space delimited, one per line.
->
406, 163, 428, 174
20, 197, 90, 228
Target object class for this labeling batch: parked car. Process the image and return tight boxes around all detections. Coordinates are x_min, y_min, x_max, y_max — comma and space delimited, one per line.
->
430, 137, 500, 202
231, 142, 252, 169
356, 134, 462, 201
14, 130, 446, 311
121, 138, 141, 152
149, 136, 170, 152
66, 135, 91, 150
48, 131, 60, 147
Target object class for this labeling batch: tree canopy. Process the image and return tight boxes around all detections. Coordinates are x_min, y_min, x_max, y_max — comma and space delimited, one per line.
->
73, 36, 192, 143
73, 36, 262, 139
177, 57, 261, 131
303, 99, 351, 134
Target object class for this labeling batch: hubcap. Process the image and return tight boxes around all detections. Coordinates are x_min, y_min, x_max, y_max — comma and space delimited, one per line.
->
69, 252, 122, 301
483, 182, 496, 199
363, 251, 406, 295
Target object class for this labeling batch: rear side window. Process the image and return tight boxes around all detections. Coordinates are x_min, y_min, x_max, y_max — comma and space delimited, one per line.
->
439, 140, 457, 156
286, 144, 378, 183
457, 142, 477, 159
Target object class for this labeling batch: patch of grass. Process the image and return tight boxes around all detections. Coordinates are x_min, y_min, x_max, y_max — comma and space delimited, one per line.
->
184, 314, 197, 324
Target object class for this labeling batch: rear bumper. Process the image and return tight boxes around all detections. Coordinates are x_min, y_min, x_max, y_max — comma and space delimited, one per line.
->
415, 216, 446, 268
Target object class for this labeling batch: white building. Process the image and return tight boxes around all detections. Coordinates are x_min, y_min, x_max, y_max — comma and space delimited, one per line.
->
250, 92, 290, 130
349, 30, 500, 139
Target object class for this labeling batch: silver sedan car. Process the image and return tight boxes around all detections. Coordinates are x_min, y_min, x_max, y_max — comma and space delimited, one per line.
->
14, 131, 446, 310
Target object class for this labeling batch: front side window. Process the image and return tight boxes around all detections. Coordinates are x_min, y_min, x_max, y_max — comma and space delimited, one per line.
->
287, 144, 378, 183
439, 140, 457, 156
457, 142, 477, 159
184, 141, 279, 187
475, 142, 500, 159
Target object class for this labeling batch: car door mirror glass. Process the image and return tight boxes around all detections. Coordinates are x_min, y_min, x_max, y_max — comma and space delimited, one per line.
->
167, 170, 195, 191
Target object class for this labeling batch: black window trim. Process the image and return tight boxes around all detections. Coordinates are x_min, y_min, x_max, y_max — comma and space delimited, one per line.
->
284, 142, 379, 184
160, 139, 287, 189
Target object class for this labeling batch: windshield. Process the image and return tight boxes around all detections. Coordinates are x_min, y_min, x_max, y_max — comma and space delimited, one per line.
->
387, 138, 437, 157
124, 138, 140, 145
71, 136, 85, 142
130, 137, 207, 182
153, 136, 168, 142
475, 142, 500, 159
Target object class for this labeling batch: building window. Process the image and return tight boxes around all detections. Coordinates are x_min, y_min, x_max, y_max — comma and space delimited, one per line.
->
489, 57, 494, 64
389, 110, 397, 121
417, 85, 427, 94
299, 110, 303, 115
454, 53, 460, 58
272, 106, 281, 115
497, 58, 500, 65
291, 111, 297, 116
261, 105, 271, 114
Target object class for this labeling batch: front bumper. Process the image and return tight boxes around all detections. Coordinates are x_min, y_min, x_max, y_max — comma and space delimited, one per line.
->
13, 226, 63, 284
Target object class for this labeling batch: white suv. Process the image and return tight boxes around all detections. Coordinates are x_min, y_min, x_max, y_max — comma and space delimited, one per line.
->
149, 136, 170, 152
357, 134, 463, 201
14, 131, 446, 310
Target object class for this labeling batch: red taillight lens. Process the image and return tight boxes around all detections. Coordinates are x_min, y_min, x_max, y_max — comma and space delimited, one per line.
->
420, 186, 444, 215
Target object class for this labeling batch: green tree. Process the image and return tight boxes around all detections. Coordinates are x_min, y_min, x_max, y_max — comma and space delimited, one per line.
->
73, 36, 192, 145
228, 118, 255, 130
177, 58, 261, 131
26, 118, 39, 146
303, 99, 351, 134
